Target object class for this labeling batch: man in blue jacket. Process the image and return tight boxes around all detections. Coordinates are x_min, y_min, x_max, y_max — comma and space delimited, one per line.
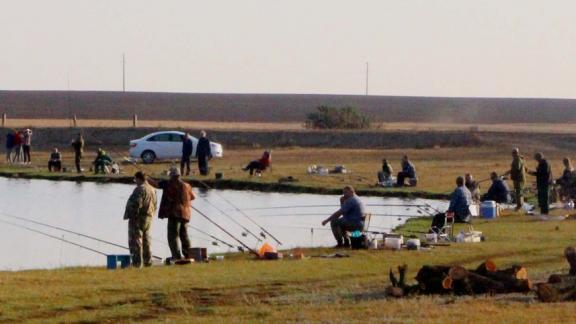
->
482, 172, 511, 204
448, 176, 472, 222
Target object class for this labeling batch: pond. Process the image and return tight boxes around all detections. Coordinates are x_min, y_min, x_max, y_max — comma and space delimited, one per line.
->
0, 178, 447, 270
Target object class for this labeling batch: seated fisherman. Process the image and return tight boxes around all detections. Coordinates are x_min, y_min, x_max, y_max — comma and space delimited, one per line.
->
93, 148, 113, 174
321, 186, 366, 248
556, 157, 575, 201
465, 173, 481, 202
377, 158, 394, 183
242, 150, 271, 176
447, 176, 472, 223
47, 147, 62, 172
481, 172, 511, 204
396, 155, 417, 187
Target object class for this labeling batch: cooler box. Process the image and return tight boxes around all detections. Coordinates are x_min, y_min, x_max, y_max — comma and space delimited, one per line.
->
480, 201, 497, 219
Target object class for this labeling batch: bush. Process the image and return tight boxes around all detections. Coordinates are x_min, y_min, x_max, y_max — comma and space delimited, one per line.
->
306, 105, 371, 129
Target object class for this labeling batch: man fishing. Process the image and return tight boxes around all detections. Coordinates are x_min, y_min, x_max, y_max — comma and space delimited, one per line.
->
149, 167, 196, 262
528, 152, 552, 215
123, 171, 157, 268
71, 133, 84, 173
321, 186, 366, 248
504, 148, 527, 211
447, 176, 472, 223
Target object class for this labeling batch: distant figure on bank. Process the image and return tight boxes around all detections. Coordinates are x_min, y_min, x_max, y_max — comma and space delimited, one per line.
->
93, 148, 113, 174
529, 152, 552, 215
124, 171, 157, 268
465, 173, 481, 202
377, 158, 394, 183
13, 130, 23, 162
481, 172, 511, 204
71, 133, 84, 173
243, 150, 271, 176
5, 130, 15, 164
195, 130, 212, 176
22, 128, 32, 164
504, 148, 527, 211
321, 186, 366, 248
447, 176, 472, 223
181, 132, 193, 176
47, 148, 62, 172
556, 157, 575, 201
396, 155, 417, 187
149, 167, 196, 261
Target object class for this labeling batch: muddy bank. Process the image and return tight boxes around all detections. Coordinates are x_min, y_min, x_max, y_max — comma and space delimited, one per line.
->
0, 172, 450, 200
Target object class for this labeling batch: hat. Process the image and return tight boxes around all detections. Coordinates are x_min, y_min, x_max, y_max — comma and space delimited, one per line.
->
169, 167, 181, 177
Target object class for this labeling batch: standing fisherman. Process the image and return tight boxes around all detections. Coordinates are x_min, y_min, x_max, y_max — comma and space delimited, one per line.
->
504, 148, 527, 211
529, 152, 552, 215
71, 133, 84, 173
149, 167, 196, 262
181, 132, 193, 176
123, 171, 157, 267
196, 130, 212, 176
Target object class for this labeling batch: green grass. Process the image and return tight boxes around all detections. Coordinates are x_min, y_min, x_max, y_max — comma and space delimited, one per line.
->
1, 212, 575, 322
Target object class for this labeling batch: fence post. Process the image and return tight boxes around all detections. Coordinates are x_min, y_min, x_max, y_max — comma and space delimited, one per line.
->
72, 115, 77, 128
1, 113, 5, 127
133, 114, 138, 127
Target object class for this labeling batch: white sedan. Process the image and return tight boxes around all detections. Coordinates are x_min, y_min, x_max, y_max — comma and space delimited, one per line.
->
129, 131, 223, 164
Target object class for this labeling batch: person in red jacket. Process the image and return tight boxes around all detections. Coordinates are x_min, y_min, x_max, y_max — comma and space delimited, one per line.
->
243, 150, 271, 176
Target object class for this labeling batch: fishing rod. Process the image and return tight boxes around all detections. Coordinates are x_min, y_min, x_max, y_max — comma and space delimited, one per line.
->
187, 223, 245, 252
0, 218, 108, 256
241, 204, 438, 211
197, 195, 263, 243
0, 212, 163, 260
192, 206, 259, 256
196, 179, 283, 246
251, 213, 429, 218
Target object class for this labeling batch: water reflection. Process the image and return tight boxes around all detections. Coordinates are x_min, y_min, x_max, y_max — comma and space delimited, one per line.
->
0, 178, 447, 270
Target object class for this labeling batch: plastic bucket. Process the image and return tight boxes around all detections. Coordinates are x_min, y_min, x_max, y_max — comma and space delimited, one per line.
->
384, 237, 402, 250
480, 201, 497, 219
406, 239, 421, 250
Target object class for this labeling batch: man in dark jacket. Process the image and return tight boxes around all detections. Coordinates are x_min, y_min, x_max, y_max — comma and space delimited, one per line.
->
396, 155, 417, 187
482, 172, 511, 204
195, 130, 212, 176
5, 130, 15, 163
180, 132, 193, 176
447, 176, 472, 222
71, 133, 84, 173
529, 152, 552, 215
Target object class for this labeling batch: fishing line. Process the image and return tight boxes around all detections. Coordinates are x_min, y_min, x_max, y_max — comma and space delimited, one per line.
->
192, 206, 259, 256
0, 212, 163, 260
196, 179, 283, 245
187, 223, 243, 251
241, 203, 441, 211
251, 213, 428, 218
0, 218, 108, 256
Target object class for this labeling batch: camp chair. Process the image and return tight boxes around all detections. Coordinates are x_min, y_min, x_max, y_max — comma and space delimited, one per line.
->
347, 213, 372, 249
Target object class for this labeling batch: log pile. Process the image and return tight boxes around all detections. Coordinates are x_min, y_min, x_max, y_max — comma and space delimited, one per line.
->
535, 246, 576, 302
386, 260, 532, 298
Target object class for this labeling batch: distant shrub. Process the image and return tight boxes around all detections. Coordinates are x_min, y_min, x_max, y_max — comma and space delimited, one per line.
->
306, 105, 371, 129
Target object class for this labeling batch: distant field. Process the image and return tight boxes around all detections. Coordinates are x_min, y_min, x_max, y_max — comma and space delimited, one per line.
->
6, 118, 576, 134
1, 90, 576, 123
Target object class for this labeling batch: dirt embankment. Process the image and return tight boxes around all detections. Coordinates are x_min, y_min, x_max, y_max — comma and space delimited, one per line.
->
0, 127, 484, 150
1, 90, 576, 123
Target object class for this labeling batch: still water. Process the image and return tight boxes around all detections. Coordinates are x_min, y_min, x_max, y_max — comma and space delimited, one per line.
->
0, 178, 447, 270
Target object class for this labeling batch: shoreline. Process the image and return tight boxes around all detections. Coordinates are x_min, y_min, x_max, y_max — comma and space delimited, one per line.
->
0, 171, 450, 200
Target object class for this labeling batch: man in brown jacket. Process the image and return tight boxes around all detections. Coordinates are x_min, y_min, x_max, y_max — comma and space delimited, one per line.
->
149, 167, 196, 261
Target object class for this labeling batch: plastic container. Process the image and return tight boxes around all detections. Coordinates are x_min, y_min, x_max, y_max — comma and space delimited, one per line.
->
406, 239, 421, 250
480, 201, 497, 219
384, 236, 403, 250
370, 239, 380, 249
424, 233, 437, 243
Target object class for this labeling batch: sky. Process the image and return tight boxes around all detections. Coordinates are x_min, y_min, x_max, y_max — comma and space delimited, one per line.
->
0, 0, 575, 98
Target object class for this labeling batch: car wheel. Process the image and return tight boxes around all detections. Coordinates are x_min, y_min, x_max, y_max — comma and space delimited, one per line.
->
141, 150, 156, 164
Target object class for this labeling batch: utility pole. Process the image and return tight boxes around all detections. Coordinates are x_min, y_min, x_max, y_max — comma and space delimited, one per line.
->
122, 53, 126, 92
365, 62, 369, 96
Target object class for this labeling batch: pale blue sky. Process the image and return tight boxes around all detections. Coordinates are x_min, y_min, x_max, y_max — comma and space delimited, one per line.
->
1, 1, 575, 97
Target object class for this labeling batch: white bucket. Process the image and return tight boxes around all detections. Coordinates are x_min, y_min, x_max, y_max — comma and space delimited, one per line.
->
384, 236, 402, 250
370, 239, 380, 249
424, 233, 437, 243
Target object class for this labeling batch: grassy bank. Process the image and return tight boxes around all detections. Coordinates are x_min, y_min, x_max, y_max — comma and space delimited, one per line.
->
1, 146, 572, 199
1, 212, 575, 322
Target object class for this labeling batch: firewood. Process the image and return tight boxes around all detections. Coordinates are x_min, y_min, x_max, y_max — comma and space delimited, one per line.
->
389, 268, 398, 287
415, 266, 452, 294
385, 286, 404, 298
548, 274, 576, 284
398, 264, 407, 287
474, 260, 497, 276
536, 282, 576, 302
442, 277, 453, 290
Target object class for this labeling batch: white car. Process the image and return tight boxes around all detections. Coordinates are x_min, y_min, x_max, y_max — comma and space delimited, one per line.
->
129, 131, 224, 164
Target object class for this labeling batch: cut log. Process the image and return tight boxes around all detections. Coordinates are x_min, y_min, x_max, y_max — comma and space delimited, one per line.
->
389, 268, 398, 287
448, 266, 468, 281
536, 282, 576, 302
415, 265, 452, 294
548, 274, 576, 284
385, 286, 405, 298
398, 264, 407, 287
474, 260, 497, 276
442, 277, 453, 290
